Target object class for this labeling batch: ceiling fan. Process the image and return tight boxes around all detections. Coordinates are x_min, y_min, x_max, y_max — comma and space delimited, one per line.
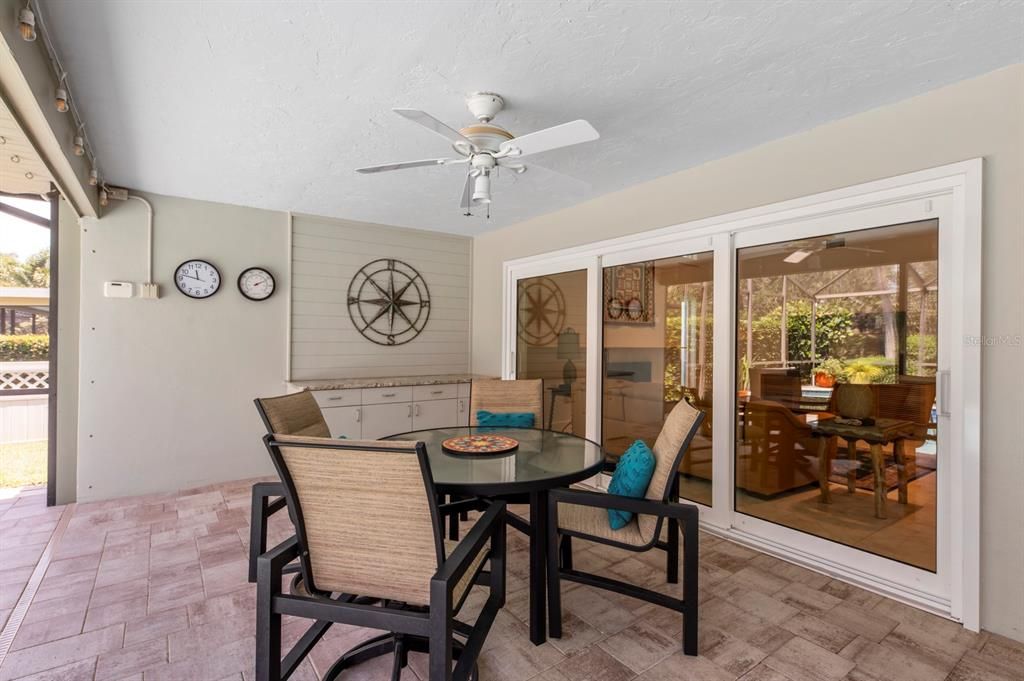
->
355, 92, 599, 216
783, 237, 884, 264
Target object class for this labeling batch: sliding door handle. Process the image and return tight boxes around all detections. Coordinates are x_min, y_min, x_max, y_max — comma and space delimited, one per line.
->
937, 369, 951, 417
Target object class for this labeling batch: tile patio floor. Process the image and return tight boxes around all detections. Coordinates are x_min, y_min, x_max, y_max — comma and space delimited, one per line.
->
0, 481, 1021, 681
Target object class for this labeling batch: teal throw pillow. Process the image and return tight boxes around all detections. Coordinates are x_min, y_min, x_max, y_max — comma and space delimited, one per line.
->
476, 411, 535, 428
606, 440, 656, 530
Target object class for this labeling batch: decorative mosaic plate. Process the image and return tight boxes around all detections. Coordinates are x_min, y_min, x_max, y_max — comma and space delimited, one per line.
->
442, 434, 519, 455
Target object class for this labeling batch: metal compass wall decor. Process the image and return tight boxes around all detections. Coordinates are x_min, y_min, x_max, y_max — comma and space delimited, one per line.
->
517, 276, 566, 347
347, 258, 431, 346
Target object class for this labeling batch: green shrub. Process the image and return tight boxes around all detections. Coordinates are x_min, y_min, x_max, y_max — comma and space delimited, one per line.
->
0, 335, 49, 361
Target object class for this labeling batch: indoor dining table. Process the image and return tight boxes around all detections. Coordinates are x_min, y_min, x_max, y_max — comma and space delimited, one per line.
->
385, 426, 605, 645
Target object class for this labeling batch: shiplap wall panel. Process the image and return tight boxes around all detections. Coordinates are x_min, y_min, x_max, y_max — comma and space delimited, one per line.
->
290, 215, 472, 380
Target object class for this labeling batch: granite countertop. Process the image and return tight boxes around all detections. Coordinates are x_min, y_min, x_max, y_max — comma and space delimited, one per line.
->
292, 374, 496, 391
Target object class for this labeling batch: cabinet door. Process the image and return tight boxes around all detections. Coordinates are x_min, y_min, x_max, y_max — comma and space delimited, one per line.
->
361, 403, 413, 440
321, 406, 362, 439
414, 399, 459, 430
456, 398, 470, 426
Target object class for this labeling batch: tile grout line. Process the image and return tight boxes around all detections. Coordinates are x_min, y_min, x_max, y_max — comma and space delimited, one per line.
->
0, 501, 76, 668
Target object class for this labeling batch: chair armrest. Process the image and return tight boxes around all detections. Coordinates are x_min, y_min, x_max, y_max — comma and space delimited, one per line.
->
549, 488, 699, 524
432, 500, 506, 588
253, 481, 287, 511
256, 535, 300, 579
438, 497, 489, 517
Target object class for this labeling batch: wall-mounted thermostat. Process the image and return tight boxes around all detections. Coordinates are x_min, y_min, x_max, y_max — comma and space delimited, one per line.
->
104, 281, 134, 298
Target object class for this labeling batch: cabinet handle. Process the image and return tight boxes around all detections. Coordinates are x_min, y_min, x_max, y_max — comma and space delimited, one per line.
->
431, 390, 444, 395
328, 396, 344, 402
407, 404, 413, 418
382, 392, 397, 398
355, 408, 361, 423
415, 404, 421, 417
458, 400, 465, 413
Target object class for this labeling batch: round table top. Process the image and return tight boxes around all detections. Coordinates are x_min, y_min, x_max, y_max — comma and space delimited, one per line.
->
384, 427, 605, 495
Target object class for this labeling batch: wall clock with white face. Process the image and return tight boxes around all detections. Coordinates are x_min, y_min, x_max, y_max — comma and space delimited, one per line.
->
237, 267, 276, 301
174, 259, 221, 299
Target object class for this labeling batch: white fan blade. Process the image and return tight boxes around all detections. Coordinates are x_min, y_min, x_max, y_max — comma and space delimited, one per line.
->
356, 158, 447, 174
500, 119, 599, 158
460, 173, 472, 211
393, 109, 476, 149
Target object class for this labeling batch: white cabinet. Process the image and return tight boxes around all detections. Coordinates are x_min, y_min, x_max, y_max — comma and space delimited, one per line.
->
414, 398, 458, 430
361, 402, 413, 440
312, 382, 469, 439
321, 405, 362, 440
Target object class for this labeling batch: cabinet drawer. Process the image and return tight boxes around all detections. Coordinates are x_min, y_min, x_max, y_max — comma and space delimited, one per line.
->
413, 384, 458, 401
312, 389, 361, 408
457, 382, 471, 398
362, 386, 413, 405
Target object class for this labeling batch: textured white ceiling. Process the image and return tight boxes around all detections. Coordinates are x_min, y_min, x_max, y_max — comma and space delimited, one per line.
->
43, 1, 1023, 235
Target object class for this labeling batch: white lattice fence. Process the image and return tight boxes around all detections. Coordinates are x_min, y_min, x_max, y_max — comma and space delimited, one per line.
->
0, 361, 49, 391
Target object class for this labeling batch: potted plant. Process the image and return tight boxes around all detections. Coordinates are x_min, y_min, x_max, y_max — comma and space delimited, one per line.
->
843, 358, 886, 384
813, 358, 844, 388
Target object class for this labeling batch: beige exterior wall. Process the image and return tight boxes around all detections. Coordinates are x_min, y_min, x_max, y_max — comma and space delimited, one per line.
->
75, 192, 289, 502
471, 65, 1024, 640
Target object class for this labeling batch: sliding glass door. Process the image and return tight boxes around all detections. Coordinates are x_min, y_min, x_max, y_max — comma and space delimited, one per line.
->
514, 269, 590, 437
601, 250, 714, 506
734, 220, 940, 571
503, 161, 980, 625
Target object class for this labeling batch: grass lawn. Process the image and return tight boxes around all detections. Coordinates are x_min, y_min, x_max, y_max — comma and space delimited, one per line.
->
0, 440, 46, 489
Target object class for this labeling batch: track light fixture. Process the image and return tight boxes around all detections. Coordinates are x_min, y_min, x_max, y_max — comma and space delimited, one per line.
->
18, 3, 35, 42
54, 74, 69, 112
19, 0, 102, 193
99, 188, 109, 206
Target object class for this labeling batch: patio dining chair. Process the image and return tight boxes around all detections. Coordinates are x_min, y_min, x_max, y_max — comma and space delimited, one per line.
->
546, 399, 704, 655
248, 392, 330, 583
446, 378, 544, 541
249, 392, 478, 583
468, 378, 544, 426
257, 434, 506, 681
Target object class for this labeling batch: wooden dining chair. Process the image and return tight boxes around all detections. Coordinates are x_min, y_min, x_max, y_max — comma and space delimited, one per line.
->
257, 434, 506, 681
546, 399, 704, 655
468, 378, 544, 426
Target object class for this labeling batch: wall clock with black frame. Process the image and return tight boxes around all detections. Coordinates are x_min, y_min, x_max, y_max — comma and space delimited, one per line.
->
347, 258, 430, 346
174, 259, 221, 299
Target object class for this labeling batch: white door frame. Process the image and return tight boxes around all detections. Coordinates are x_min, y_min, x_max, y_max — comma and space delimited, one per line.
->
503, 255, 603, 445
501, 159, 982, 629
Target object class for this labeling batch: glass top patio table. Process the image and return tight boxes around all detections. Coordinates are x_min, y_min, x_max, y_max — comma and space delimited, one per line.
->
384, 426, 605, 495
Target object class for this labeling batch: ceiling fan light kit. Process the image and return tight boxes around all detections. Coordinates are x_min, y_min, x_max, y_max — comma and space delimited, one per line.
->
356, 91, 599, 216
